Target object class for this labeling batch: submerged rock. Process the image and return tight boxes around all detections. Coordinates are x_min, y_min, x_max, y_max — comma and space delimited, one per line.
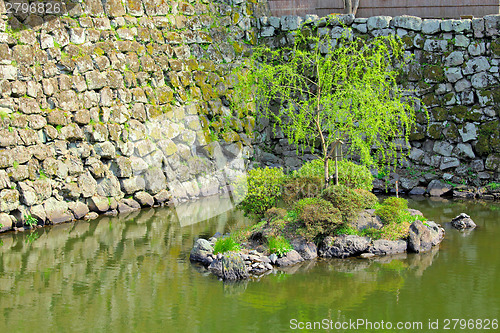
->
369, 239, 407, 256
319, 235, 370, 258
451, 213, 477, 230
189, 239, 214, 265
275, 250, 304, 267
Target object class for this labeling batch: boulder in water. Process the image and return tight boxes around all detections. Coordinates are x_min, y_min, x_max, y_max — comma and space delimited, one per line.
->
451, 213, 476, 230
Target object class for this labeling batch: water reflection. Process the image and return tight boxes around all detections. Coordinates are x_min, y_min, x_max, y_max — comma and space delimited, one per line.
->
0, 197, 498, 332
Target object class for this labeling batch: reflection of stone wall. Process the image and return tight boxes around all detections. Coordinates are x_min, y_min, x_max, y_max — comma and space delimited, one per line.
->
0, 0, 268, 232
0, 200, 250, 331
255, 14, 500, 187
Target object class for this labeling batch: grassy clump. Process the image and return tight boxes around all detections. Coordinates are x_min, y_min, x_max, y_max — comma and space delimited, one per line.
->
24, 215, 38, 227
268, 236, 294, 257
322, 185, 378, 223
375, 197, 409, 225
233, 167, 285, 216
372, 197, 426, 241
282, 175, 324, 204
295, 197, 343, 241
213, 237, 241, 254
293, 159, 374, 191
264, 207, 287, 222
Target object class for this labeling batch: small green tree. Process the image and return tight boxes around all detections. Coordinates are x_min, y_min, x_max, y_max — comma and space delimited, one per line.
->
233, 19, 421, 186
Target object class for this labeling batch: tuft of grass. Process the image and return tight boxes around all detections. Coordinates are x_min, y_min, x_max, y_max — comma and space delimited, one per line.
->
486, 182, 500, 191
268, 236, 293, 257
24, 215, 38, 228
213, 237, 241, 254
39, 170, 48, 180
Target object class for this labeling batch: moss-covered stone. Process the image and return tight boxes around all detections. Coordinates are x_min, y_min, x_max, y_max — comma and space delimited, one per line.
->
423, 65, 445, 83
491, 38, 500, 56
427, 123, 442, 139
432, 107, 447, 122
422, 93, 439, 107
443, 122, 459, 141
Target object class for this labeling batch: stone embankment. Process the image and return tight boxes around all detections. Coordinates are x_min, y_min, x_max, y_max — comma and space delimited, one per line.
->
0, 0, 268, 233
254, 14, 500, 191
1, 0, 500, 236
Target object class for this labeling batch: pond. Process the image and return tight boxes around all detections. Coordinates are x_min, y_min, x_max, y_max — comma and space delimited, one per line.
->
0, 196, 499, 332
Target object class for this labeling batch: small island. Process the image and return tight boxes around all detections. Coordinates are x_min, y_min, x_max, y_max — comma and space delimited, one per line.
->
190, 159, 447, 281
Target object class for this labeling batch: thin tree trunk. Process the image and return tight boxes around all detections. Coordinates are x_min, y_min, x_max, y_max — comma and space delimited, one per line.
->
345, 0, 352, 14
324, 158, 329, 188
352, 0, 360, 15
335, 145, 339, 186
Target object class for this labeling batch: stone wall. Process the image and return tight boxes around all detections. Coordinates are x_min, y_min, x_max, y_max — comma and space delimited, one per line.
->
0, 0, 268, 232
254, 14, 500, 191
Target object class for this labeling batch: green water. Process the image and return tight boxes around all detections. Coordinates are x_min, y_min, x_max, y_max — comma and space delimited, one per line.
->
0, 196, 499, 332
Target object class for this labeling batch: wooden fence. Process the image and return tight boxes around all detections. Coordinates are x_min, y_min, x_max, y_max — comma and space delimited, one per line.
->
267, 0, 500, 19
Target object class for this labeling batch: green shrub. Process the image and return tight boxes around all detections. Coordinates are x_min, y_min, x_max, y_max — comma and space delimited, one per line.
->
322, 185, 375, 223
233, 167, 285, 216
282, 175, 324, 204
264, 207, 287, 221
213, 237, 241, 254
293, 159, 374, 191
374, 197, 420, 240
379, 220, 411, 241
353, 189, 378, 209
334, 225, 360, 236
382, 197, 408, 210
295, 197, 342, 240
375, 197, 409, 225
268, 236, 294, 257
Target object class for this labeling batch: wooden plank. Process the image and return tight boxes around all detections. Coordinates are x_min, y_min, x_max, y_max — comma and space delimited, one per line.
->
268, 0, 500, 18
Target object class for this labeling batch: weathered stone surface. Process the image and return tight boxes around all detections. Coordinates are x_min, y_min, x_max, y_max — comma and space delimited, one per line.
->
319, 235, 370, 258
369, 239, 407, 255
189, 238, 214, 266
440, 157, 460, 170
451, 213, 477, 230
0, 212, 13, 232
134, 191, 154, 207
459, 123, 477, 142
290, 237, 317, 260
392, 15, 422, 31
44, 197, 73, 224
485, 154, 500, 172
433, 141, 453, 156
144, 167, 167, 194
87, 196, 110, 213
208, 252, 249, 280
96, 176, 122, 197
275, 249, 304, 267
367, 16, 391, 30
94, 142, 116, 159
154, 189, 171, 204
422, 19, 441, 34
427, 179, 453, 197
0, 189, 19, 213
424, 221, 445, 245
352, 209, 383, 231
408, 220, 432, 253
409, 187, 427, 195
68, 201, 90, 220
